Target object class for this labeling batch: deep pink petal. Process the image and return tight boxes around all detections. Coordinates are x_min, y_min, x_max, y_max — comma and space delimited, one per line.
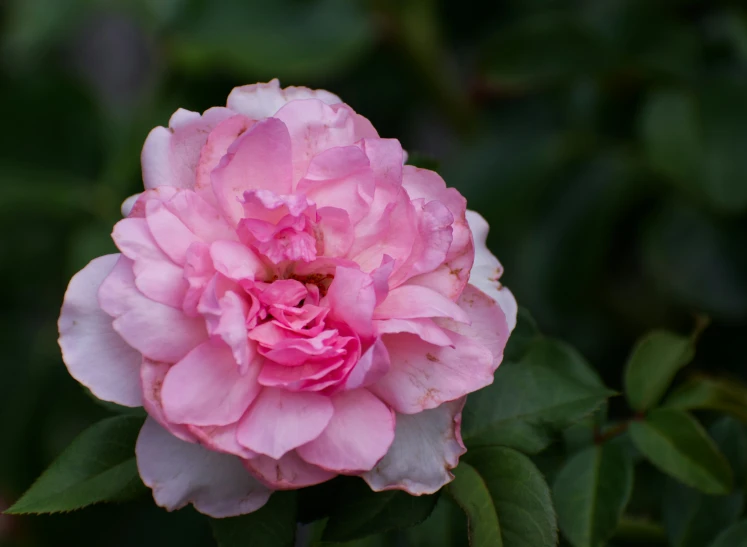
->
244, 451, 336, 490
362, 399, 466, 495
58, 254, 141, 407
345, 338, 390, 390
371, 332, 493, 414
296, 389, 395, 473
136, 418, 271, 517
211, 117, 293, 224
326, 266, 376, 338
237, 388, 334, 459
161, 340, 261, 426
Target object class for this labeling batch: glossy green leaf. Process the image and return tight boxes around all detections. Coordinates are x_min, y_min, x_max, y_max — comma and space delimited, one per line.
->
552, 444, 633, 547
462, 338, 614, 453
211, 492, 297, 547
7, 415, 145, 514
665, 375, 747, 425
709, 520, 747, 547
629, 409, 733, 495
709, 416, 747, 488
623, 330, 694, 412
449, 446, 557, 547
173, 0, 373, 80
322, 480, 438, 542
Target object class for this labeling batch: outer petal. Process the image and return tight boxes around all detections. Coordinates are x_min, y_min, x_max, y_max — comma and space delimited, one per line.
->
371, 332, 493, 414
141, 107, 233, 190
245, 451, 337, 490
58, 254, 142, 407
140, 359, 195, 442
466, 210, 518, 331
237, 388, 333, 459
296, 389, 395, 473
136, 418, 271, 517
161, 340, 261, 426
373, 285, 470, 323
362, 399, 466, 495
227, 79, 341, 119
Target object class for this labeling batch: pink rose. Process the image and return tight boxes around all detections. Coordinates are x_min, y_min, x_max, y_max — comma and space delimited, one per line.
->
58, 79, 517, 517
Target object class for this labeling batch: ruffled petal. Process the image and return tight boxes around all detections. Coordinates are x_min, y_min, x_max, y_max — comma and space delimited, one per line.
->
362, 399, 466, 495
58, 254, 142, 407
136, 418, 271, 517
465, 210, 518, 331
227, 79, 341, 119
244, 451, 336, 490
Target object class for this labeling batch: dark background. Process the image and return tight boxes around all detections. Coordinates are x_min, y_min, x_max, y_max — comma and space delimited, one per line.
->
1, 0, 746, 545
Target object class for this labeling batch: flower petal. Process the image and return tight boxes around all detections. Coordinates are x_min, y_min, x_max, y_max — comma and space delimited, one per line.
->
371, 332, 493, 414
211, 117, 293, 225
237, 388, 334, 459
136, 417, 271, 517
244, 451, 336, 490
296, 389, 395, 473
345, 337, 390, 390
466, 210, 518, 331
362, 399, 466, 495
161, 340, 261, 426
374, 284, 470, 323
58, 254, 142, 407
227, 79, 341, 119
326, 266, 376, 338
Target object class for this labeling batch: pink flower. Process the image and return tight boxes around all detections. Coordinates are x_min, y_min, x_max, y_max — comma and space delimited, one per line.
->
58, 80, 517, 517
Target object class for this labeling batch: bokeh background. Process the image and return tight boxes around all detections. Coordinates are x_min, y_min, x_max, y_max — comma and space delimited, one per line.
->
2, 0, 746, 545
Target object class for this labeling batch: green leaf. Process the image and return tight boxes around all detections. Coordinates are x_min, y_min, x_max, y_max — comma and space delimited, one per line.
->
552, 444, 633, 547
503, 307, 540, 362
665, 375, 747, 425
629, 409, 733, 495
709, 519, 747, 547
172, 0, 373, 80
211, 491, 297, 547
447, 462, 502, 547
403, 495, 469, 547
322, 480, 438, 542
623, 330, 694, 412
449, 446, 557, 547
662, 478, 743, 547
7, 415, 145, 514
462, 338, 614, 453
709, 416, 747, 488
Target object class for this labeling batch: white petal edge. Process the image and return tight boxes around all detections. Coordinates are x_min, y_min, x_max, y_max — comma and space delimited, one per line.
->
58, 254, 142, 407
226, 79, 341, 120
362, 399, 466, 495
136, 417, 272, 518
465, 210, 518, 331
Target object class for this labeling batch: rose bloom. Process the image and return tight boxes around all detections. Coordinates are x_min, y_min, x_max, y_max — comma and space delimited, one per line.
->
58, 80, 517, 517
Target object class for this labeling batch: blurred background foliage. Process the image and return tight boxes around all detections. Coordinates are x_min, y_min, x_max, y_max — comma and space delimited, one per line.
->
1, 0, 747, 545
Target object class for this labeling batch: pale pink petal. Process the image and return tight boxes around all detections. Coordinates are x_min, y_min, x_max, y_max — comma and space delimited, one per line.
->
362, 399, 466, 495
316, 207, 354, 258
345, 338, 390, 390
359, 138, 404, 187
136, 417, 271, 517
296, 389, 395, 473
211, 117, 293, 224
188, 423, 257, 459
58, 254, 142, 407
112, 297, 207, 363
164, 190, 237, 243
227, 79, 341, 119
371, 332, 493, 414
97, 255, 141, 317
121, 193, 140, 217
237, 388, 334, 459
210, 240, 269, 281
161, 340, 261, 426
141, 107, 233, 190
373, 284, 470, 323
374, 318, 452, 347
145, 200, 201, 265
326, 266, 376, 338
245, 451, 336, 490
273, 100, 359, 184
466, 210, 518, 331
